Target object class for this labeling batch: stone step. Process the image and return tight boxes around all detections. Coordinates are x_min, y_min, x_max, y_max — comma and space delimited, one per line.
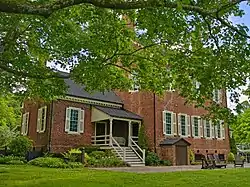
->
127, 162, 145, 167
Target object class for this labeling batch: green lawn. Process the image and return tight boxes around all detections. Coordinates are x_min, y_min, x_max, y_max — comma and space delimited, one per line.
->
1, 165, 250, 187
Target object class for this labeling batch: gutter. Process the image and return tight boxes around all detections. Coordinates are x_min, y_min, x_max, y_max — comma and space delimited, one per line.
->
153, 93, 157, 153
48, 101, 54, 152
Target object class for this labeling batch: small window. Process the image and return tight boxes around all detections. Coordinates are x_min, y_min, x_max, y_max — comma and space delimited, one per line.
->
192, 116, 200, 138
178, 114, 189, 137
21, 112, 29, 135
65, 107, 84, 134
129, 73, 140, 92
163, 111, 176, 135
37, 106, 47, 133
205, 120, 211, 138
213, 90, 222, 103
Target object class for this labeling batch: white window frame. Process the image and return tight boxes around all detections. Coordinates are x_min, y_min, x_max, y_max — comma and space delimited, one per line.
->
21, 112, 29, 135
203, 120, 213, 139
191, 116, 201, 138
178, 113, 189, 137
163, 111, 176, 136
129, 73, 140, 92
216, 120, 225, 140
213, 90, 222, 103
37, 106, 47, 133
65, 107, 85, 134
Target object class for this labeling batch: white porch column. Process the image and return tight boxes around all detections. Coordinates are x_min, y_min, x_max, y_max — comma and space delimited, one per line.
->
109, 118, 113, 146
128, 121, 132, 146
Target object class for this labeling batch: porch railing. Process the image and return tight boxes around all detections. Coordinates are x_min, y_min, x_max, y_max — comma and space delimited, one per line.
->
91, 135, 110, 146
129, 137, 145, 163
111, 136, 126, 160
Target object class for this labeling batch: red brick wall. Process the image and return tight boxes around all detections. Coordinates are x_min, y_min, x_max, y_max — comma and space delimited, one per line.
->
50, 100, 93, 153
23, 101, 50, 150
116, 90, 230, 158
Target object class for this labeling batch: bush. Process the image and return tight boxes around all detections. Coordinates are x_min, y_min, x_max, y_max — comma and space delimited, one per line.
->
28, 157, 83, 168
190, 161, 202, 165
138, 125, 148, 150
189, 149, 195, 164
0, 156, 26, 165
89, 151, 106, 159
8, 136, 33, 157
87, 157, 125, 167
160, 160, 172, 166
82, 146, 100, 154
145, 152, 161, 166
227, 152, 235, 163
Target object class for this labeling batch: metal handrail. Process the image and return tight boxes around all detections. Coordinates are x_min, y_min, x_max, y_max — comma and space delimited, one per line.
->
129, 137, 145, 163
111, 136, 125, 160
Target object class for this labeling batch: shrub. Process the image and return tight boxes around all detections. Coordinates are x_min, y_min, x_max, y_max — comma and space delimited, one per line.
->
89, 151, 106, 159
0, 126, 17, 148
69, 148, 82, 154
145, 152, 161, 166
240, 156, 246, 161
81, 146, 100, 154
227, 152, 235, 163
87, 157, 125, 167
189, 149, 195, 164
160, 160, 172, 166
190, 161, 202, 165
28, 157, 83, 168
8, 136, 32, 157
66, 162, 84, 168
0, 156, 26, 165
138, 125, 148, 150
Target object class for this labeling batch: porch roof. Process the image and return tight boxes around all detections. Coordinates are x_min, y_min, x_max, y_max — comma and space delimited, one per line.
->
160, 138, 191, 146
94, 106, 142, 121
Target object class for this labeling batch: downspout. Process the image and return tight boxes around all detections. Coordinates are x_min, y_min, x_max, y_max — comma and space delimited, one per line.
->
153, 93, 157, 153
48, 101, 54, 152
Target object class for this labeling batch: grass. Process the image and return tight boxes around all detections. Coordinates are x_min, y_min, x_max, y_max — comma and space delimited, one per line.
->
1, 165, 250, 187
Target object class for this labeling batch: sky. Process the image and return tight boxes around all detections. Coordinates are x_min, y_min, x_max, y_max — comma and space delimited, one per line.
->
227, 2, 250, 110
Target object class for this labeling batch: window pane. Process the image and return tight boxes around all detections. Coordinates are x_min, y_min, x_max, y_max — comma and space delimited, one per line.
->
165, 113, 172, 134
206, 120, 210, 137
70, 109, 79, 132
41, 108, 45, 131
181, 115, 186, 136
217, 123, 221, 138
194, 117, 199, 136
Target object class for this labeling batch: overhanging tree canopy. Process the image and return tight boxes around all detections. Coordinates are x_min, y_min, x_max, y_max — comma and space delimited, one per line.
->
0, 0, 250, 120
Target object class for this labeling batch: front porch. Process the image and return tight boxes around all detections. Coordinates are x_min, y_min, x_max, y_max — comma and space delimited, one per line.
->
91, 106, 145, 166
92, 119, 140, 147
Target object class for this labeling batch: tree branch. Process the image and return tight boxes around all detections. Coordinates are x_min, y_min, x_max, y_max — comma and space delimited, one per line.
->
0, 0, 249, 39
0, 62, 70, 79
0, 0, 213, 17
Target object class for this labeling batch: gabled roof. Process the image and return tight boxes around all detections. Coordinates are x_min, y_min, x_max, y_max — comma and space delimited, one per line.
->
160, 137, 191, 146
95, 106, 142, 120
63, 78, 123, 105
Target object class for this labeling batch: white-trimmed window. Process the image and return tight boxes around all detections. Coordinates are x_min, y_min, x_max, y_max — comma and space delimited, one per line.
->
213, 90, 222, 103
163, 111, 176, 135
37, 106, 47, 133
203, 120, 212, 138
21, 112, 29, 135
178, 114, 190, 137
65, 107, 85, 134
215, 121, 225, 139
129, 73, 140, 92
191, 116, 201, 138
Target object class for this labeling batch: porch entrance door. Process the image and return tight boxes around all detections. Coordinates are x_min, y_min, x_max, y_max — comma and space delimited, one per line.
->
95, 122, 108, 145
96, 122, 107, 136
131, 122, 139, 137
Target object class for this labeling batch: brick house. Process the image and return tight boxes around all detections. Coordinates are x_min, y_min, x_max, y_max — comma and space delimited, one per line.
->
21, 76, 230, 166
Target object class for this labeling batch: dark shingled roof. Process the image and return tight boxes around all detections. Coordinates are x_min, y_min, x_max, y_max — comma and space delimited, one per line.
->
160, 137, 191, 146
64, 78, 123, 104
95, 106, 142, 120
